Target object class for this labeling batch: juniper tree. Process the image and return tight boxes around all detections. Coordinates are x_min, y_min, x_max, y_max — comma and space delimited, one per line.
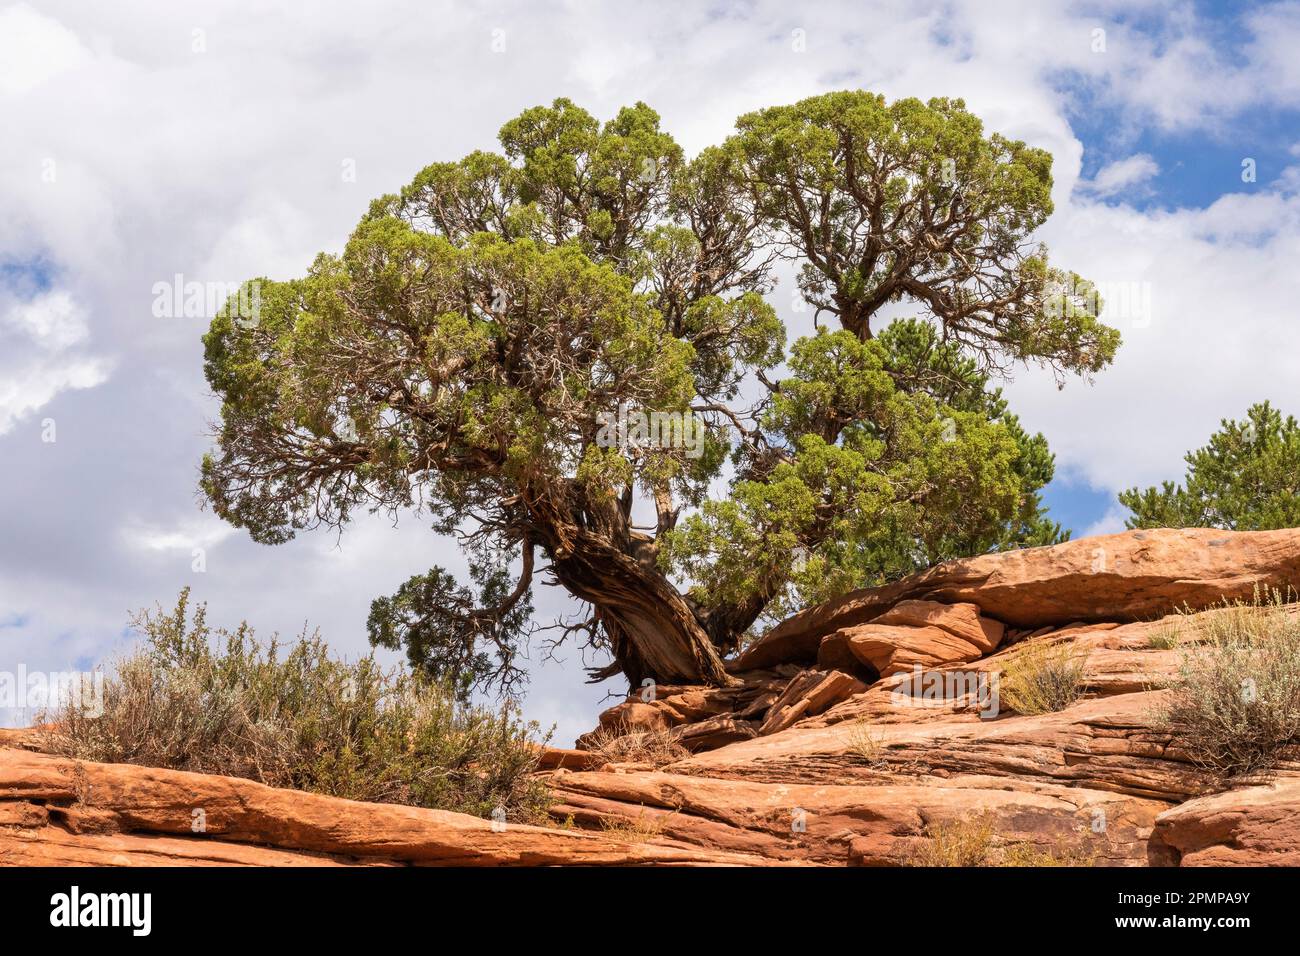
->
1120, 402, 1300, 531
201, 92, 1119, 691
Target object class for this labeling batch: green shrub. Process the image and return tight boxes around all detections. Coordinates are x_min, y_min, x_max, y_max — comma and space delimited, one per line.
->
998, 640, 1088, 715
1146, 624, 1179, 650
1159, 590, 1300, 779
47, 589, 552, 822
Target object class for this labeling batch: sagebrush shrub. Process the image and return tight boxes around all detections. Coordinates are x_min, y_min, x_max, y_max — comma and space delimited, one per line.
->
1159, 590, 1300, 779
47, 589, 552, 822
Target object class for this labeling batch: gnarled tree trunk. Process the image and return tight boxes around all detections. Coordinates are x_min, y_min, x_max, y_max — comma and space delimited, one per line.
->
547, 528, 735, 688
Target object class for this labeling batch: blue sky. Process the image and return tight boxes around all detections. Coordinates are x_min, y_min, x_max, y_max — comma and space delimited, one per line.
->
1034, 1, 1300, 535
5, 0, 1300, 743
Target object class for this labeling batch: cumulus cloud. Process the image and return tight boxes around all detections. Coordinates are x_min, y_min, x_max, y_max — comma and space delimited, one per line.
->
1080, 154, 1159, 197
1083, 505, 1131, 538
119, 516, 236, 554
0, 291, 110, 434
0, 3, 88, 95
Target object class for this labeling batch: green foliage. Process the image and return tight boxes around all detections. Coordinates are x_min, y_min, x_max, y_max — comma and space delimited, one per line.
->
1120, 402, 1300, 531
726, 91, 1120, 373
664, 319, 1065, 622
367, 558, 534, 701
201, 92, 1116, 688
49, 590, 553, 821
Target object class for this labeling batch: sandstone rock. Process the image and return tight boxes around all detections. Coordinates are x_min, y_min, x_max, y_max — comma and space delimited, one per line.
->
547, 767, 1162, 865
17, 531, 1300, 868
536, 747, 602, 771
1148, 775, 1300, 865
814, 602, 1004, 680
830, 623, 986, 678
875, 600, 1005, 653
591, 700, 672, 736
579, 670, 800, 749
0, 748, 777, 866
680, 691, 1209, 802
736, 528, 1300, 670
672, 715, 759, 751
0, 726, 50, 751
757, 669, 867, 736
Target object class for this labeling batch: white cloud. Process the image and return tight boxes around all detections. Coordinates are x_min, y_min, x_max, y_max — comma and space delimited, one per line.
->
1083, 505, 1130, 538
1082, 154, 1159, 197
0, 291, 110, 434
5, 290, 89, 349
120, 516, 235, 554
1008, 171, 1300, 495
0, 354, 108, 434
0, 3, 88, 95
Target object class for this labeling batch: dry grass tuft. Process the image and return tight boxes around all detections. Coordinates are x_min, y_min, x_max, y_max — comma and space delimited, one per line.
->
846, 721, 890, 768
909, 814, 996, 866
999, 840, 1099, 867
908, 814, 1100, 867
1146, 623, 1180, 650
998, 640, 1088, 715
599, 809, 669, 843
583, 724, 688, 768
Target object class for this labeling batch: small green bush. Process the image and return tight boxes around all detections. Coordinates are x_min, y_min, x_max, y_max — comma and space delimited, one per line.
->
998, 640, 1088, 715
1159, 590, 1300, 779
1146, 624, 1179, 650
47, 589, 552, 823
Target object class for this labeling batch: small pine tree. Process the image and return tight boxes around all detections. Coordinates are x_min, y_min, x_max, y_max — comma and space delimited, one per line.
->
1120, 402, 1300, 530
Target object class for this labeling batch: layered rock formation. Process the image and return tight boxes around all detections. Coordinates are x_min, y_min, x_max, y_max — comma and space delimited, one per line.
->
733, 527, 1300, 670
552, 529, 1300, 866
0, 743, 777, 866
7, 528, 1300, 866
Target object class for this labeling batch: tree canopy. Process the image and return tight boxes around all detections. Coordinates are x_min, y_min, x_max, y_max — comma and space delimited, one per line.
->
1120, 402, 1300, 531
202, 91, 1118, 693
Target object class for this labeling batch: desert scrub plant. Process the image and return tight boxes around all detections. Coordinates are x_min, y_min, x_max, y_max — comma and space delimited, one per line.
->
1158, 589, 1300, 779
998, 640, 1088, 715
1146, 623, 1180, 650
46, 589, 553, 822
598, 809, 670, 843
909, 814, 995, 866
909, 815, 1100, 866
583, 724, 688, 768
846, 721, 889, 768
999, 839, 1099, 867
